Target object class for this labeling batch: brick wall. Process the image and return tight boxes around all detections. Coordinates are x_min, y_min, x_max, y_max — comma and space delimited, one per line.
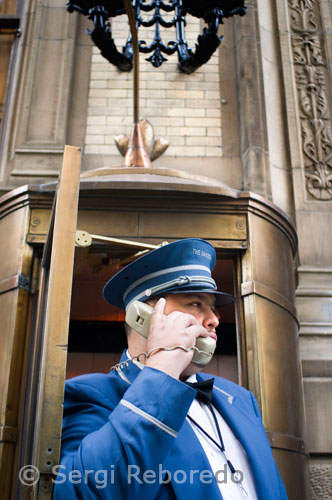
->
85, 14, 222, 159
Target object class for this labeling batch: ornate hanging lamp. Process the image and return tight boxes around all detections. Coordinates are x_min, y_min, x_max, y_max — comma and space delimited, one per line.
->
66, 0, 246, 74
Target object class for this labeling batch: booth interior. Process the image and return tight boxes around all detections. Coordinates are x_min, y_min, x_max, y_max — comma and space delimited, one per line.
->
68, 242, 238, 382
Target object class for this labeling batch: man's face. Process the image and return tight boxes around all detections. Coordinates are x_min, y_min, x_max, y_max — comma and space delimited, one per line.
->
127, 292, 221, 377
159, 292, 220, 377
163, 292, 220, 342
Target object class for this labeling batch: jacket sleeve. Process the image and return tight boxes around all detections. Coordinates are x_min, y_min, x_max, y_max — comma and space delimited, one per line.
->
53, 367, 196, 499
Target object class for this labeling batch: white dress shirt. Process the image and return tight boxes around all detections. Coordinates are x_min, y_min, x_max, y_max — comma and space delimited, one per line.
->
186, 374, 258, 500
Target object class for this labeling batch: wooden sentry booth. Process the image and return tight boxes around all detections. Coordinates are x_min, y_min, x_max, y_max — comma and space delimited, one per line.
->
0, 147, 310, 499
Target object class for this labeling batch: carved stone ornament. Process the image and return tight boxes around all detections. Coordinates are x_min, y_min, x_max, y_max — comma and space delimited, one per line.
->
289, 0, 332, 201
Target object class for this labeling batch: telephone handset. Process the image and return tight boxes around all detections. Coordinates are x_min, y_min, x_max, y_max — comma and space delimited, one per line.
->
125, 301, 216, 366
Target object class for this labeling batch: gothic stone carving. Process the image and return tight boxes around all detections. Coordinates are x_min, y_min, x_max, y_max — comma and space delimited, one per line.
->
289, 0, 332, 201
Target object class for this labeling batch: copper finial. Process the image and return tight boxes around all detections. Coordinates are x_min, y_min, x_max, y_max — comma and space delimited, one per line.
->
122, 122, 152, 168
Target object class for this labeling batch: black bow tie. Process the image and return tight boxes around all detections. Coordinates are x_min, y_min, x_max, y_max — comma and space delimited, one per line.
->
185, 378, 214, 403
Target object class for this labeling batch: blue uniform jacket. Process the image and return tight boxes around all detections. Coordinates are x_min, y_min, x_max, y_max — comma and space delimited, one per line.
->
53, 352, 288, 499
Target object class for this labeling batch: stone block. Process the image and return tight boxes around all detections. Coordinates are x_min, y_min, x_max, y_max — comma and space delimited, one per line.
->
205, 146, 222, 157
90, 81, 107, 89
88, 98, 107, 107
84, 145, 117, 154
141, 108, 166, 117
207, 127, 222, 136
85, 135, 105, 145
169, 146, 205, 157
186, 136, 221, 147
146, 80, 186, 90
186, 99, 220, 109
204, 73, 220, 82
185, 117, 221, 128
140, 89, 166, 99
166, 90, 204, 99
167, 108, 205, 118
89, 89, 128, 98
167, 126, 206, 137
205, 90, 221, 99
86, 116, 106, 125
303, 379, 332, 453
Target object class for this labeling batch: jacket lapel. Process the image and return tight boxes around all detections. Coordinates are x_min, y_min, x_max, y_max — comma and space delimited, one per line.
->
196, 374, 282, 500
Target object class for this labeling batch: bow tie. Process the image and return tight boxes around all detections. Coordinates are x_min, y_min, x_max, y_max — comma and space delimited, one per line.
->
185, 378, 214, 403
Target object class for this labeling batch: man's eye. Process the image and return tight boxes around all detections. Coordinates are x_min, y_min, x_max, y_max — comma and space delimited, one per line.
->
190, 302, 200, 307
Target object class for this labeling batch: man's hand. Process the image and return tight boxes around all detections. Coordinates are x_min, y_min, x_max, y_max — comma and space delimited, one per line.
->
145, 298, 209, 379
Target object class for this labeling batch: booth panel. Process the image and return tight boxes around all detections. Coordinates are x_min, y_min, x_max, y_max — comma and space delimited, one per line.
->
256, 296, 305, 437
0, 207, 27, 279
0, 442, 15, 500
272, 448, 310, 500
0, 289, 28, 423
29, 210, 140, 240
0, 199, 35, 500
139, 212, 247, 240
248, 214, 296, 303
77, 210, 139, 237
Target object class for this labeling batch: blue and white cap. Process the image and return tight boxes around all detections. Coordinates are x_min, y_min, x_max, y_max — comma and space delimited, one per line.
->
103, 238, 235, 310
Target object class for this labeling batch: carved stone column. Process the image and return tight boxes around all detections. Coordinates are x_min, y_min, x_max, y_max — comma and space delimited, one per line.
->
233, 0, 271, 199
274, 0, 332, 497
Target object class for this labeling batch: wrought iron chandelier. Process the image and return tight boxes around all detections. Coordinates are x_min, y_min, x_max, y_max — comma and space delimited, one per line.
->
67, 0, 246, 73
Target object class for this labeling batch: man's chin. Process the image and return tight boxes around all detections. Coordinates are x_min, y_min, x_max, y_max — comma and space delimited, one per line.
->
180, 361, 206, 380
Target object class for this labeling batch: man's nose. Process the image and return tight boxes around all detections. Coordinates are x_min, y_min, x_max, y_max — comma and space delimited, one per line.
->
203, 310, 219, 330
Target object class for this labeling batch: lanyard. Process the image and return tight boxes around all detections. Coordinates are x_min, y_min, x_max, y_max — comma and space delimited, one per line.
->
187, 402, 250, 499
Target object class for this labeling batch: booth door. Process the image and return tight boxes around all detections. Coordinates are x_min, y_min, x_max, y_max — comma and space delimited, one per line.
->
12, 146, 82, 500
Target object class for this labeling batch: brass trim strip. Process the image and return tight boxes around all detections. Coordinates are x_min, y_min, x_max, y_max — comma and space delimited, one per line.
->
34, 146, 82, 474
241, 280, 298, 324
0, 274, 30, 294
27, 235, 46, 244
27, 235, 248, 250
76, 230, 162, 250
266, 431, 307, 455
0, 425, 18, 443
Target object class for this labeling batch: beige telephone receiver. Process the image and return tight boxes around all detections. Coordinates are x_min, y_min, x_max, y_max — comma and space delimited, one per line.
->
125, 301, 216, 366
